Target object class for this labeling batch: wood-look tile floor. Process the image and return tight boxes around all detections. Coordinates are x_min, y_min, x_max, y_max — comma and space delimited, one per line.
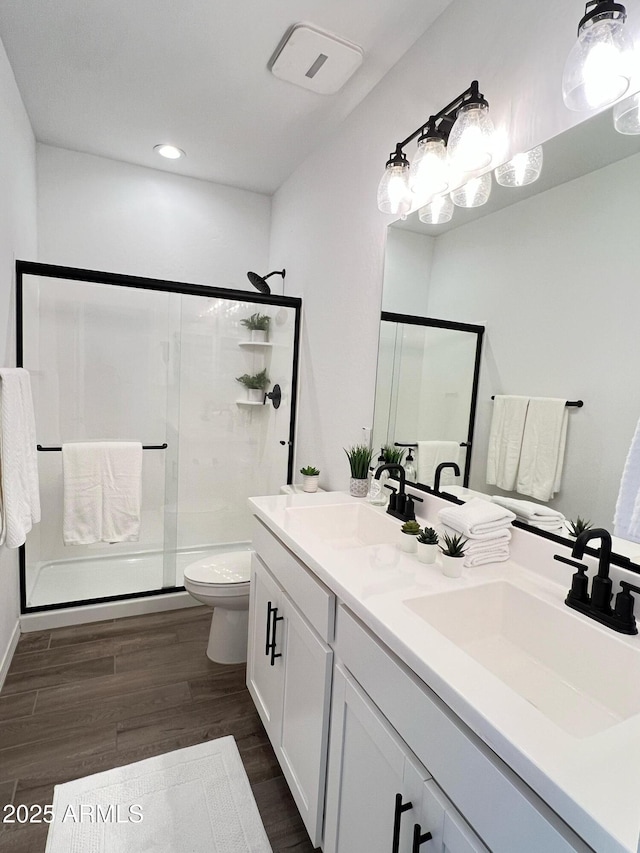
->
0, 606, 316, 852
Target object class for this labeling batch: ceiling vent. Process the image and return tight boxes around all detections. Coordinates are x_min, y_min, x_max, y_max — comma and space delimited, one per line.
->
269, 24, 363, 95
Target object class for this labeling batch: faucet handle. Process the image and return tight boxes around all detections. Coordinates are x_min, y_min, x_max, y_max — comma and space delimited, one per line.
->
555, 554, 590, 604
613, 582, 640, 634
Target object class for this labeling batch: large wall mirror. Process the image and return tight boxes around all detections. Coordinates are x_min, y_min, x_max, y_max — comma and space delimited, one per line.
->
375, 106, 640, 568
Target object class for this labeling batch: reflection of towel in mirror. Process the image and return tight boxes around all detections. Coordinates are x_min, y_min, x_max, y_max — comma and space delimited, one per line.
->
0, 368, 41, 548
614, 416, 640, 543
438, 498, 515, 539
63, 442, 143, 545
486, 396, 529, 491
417, 441, 460, 489
516, 398, 568, 502
441, 523, 510, 567
491, 495, 565, 530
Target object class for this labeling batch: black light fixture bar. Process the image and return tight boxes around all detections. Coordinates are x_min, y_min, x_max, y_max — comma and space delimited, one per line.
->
389, 80, 486, 159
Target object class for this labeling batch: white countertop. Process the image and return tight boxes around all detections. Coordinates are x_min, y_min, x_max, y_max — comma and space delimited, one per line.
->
249, 489, 640, 853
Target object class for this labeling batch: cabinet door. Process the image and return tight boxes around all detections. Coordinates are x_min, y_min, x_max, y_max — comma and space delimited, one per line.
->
324, 665, 429, 853
412, 780, 490, 853
246, 553, 285, 739
279, 598, 332, 848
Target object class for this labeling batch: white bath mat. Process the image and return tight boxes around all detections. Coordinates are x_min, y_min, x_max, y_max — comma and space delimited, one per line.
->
45, 736, 272, 853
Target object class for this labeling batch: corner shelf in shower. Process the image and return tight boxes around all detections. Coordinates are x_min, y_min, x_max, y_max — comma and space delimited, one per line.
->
238, 341, 273, 348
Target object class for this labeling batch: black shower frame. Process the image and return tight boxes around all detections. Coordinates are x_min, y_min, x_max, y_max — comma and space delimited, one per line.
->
15, 260, 303, 614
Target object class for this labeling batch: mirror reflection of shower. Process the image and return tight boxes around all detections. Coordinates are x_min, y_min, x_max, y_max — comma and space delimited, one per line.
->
246, 268, 286, 294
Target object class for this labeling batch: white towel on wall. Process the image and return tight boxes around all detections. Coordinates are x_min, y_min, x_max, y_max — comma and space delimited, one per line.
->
417, 441, 461, 488
516, 397, 568, 502
438, 497, 515, 539
0, 368, 41, 548
63, 442, 143, 545
614, 416, 640, 542
486, 396, 530, 491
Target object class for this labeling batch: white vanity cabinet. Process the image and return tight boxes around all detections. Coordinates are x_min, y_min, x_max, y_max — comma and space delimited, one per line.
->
247, 519, 335, 848
324, 663, 489, 853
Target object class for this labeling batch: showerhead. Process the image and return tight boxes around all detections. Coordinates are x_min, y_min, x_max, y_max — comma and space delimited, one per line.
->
247, 269, 286, 294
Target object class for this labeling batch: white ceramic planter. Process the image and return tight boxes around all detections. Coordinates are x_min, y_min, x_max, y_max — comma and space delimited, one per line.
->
416, 542, 438, 564
350, 477, 369, 498
250, 329, 268, 343
399, 533, 418, 554
441, 554, 464, 578
302, 474, 320, 493
246, 388, 264, 402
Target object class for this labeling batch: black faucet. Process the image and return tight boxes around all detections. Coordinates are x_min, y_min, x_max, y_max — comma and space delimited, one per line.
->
433, 462, 461, 494
374, 463, 422, 522
555, 527, 640, 634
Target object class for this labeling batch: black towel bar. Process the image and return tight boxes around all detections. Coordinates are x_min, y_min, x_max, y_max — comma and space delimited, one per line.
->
36, 443, 168, 451
490, 397, 583, 407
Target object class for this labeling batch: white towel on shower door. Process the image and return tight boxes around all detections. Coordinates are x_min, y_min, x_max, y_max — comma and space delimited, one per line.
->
63, 442, 143, 545
0, 368, 41, 548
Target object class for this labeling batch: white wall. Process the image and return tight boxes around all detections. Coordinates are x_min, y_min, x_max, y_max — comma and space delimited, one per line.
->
37, 144, 272, 290
269, 0, 640, 490
0, 37, 37, 679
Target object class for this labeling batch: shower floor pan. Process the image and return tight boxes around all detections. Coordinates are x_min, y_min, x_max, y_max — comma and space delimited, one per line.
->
26, 541, 252, 608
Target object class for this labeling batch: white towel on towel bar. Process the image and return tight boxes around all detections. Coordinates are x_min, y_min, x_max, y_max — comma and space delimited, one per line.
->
486, 395, 529, 491
63, 442, 143, 545
0, 368, 40, 548
516, 397, 568, 502
417, 441, 460, 488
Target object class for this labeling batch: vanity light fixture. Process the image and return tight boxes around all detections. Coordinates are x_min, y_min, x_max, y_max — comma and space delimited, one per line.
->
562, 1, 633, 111
451, 172, 492, 208
377, 81, 494, 215
494, 146, 544, 187
154, 144, 186, 160
613, 90, 640, 133
418, 194, 454, 224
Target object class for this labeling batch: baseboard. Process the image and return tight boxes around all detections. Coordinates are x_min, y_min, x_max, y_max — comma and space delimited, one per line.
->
0, 620, 20, 690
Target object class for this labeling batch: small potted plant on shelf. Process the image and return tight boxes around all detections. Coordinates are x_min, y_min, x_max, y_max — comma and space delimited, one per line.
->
236, 368, 270, 402
240, 312, 271, 342
300, 465, 320, 493
344, 445, 373, 497
416, 526, 439, 564
567, 516, 592, 537
439, 532, 468, 578
400, 519, 421, 553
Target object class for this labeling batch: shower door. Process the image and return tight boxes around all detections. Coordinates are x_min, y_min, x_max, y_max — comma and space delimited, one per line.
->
17, 262, 301, 612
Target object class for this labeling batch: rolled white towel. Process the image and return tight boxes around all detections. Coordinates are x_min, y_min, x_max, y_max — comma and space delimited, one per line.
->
491, 495, 565, 527
438, 498, 515, 540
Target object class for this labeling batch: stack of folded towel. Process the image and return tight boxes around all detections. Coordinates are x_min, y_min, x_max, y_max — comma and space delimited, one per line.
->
491, 495, 566, 531
438, 498, 516, 567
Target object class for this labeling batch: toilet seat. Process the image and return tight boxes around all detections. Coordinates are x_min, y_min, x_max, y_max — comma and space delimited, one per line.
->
184, 550, 251, 592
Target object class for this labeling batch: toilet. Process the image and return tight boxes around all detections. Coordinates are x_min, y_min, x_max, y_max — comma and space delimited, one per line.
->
183, 549, 252, 664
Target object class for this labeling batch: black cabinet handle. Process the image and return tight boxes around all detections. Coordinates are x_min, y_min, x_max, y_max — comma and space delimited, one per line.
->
270, 609, 283, 666
265, 601, 275, 656
392, 793, 413, 853
412, 824, 433, 852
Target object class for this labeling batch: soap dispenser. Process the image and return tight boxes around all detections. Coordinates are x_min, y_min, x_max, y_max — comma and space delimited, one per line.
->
368, 449, 388, 506
404, 448, 416, 482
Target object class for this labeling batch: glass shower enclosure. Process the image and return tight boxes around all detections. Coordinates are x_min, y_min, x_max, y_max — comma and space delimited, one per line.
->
17, 261, 301, 613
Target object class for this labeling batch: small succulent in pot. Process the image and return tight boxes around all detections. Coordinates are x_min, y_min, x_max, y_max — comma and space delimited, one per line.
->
568, 516, 592, 537
439, 532, 468, 578
300, 466, 320, 477
399, 519, 421, 553
417, 526, 439, 545
401, 520, 421, 535
344, 445, 373, 497
300, 465, 320, 493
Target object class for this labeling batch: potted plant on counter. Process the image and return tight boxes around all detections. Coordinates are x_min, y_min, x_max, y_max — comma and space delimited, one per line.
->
400, 520, 421, 553
300, 465, 320, 493
236, 368, 270, 402
416, 526, 439, 564
567, 516, 592, 537
344, 445, 373, 497
240, 312, 271, 342
439, 532, 468, 578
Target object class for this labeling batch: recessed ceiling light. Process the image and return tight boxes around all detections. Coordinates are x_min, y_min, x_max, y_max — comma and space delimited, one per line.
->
154, 144, 185, 160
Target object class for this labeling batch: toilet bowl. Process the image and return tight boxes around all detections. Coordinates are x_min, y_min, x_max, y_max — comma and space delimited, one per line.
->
183, 549, 252, 664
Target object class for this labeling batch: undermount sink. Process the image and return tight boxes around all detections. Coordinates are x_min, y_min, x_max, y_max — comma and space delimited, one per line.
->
405, 581, 640, 737
283, 502, 400, 549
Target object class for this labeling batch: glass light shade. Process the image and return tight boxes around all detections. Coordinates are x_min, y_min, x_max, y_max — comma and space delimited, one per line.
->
495, 146, 543, 187
418, 194, 454, 224
451, 172, 492, 208
377, 161, 412, 215
447, 103, 496, 173
614, 90, 640, 133
562, 16, 632, 111
409, 136, 449, 199
154, 144, 185, 159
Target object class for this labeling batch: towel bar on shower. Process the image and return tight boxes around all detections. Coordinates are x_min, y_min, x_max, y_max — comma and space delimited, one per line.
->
489, 397, 584, 407
36, 443, 168, 451
394, 441, 471, 448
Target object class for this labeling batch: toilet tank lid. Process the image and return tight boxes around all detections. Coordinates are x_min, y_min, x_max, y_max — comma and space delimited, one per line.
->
183, 550, 252, 584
